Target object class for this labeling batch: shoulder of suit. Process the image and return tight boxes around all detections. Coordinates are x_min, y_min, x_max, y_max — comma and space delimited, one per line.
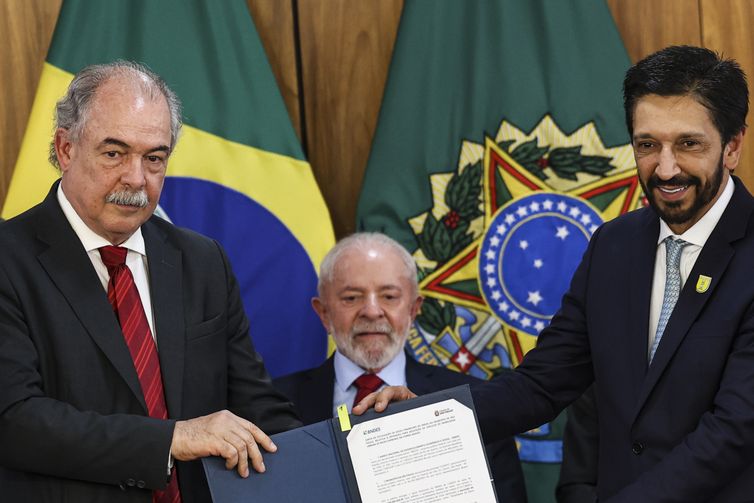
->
411, 359, 487, 385
0, 200, 52, 253
272, 369, 305, 388
145, 215, 225, 254
147, 214, 210, 241
273, 363, 326, 388
601, 204, 654, 231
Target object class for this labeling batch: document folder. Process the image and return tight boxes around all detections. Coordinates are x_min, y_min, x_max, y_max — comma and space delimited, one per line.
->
203, 384, 496, 502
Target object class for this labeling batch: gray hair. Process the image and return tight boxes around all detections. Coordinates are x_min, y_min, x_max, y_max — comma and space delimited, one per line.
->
49, 60, 183, 169
318, 232, 418, 295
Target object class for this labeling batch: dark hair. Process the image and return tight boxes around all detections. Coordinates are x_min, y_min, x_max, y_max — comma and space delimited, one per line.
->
623, 45, 748, 144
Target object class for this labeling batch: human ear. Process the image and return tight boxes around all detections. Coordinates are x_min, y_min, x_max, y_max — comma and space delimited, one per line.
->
54, 128, 74, 172
723, 130, 745, 170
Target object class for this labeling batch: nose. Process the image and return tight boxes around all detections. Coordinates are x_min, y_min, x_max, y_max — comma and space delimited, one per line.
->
655, 144, 680, 181
120, 155, 147, 188
359, 293, 385, 319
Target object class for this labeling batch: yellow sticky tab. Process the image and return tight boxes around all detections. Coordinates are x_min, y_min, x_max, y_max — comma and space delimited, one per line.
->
337, 404, 351, 431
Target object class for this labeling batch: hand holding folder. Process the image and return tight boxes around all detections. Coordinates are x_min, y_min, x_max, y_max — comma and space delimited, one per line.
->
203, 385, 498, 503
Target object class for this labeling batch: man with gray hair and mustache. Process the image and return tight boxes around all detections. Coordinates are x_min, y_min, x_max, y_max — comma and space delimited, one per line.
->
0, 61, 301, 502
274, 232, 527, 502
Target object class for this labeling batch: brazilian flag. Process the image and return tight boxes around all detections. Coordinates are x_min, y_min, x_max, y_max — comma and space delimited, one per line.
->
3, 0, 334, 377
358, 1, 635, 501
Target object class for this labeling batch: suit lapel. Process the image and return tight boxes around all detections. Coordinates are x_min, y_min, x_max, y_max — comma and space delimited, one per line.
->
625, 210, 660, 386
634, 178, 754, 419
142, 219, 185, 419
34, 184, 147, 411
299, 358, 337, 423
405, 355, 437, 395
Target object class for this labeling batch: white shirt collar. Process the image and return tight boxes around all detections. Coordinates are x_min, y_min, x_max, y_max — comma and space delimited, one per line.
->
334, 348, 407, 392
57, 183, 146, 256
657, 174, 734, 247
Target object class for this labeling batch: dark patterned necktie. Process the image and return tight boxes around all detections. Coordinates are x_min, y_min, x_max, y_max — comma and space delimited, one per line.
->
352, 373, 384, 408
99, 246, 181, 503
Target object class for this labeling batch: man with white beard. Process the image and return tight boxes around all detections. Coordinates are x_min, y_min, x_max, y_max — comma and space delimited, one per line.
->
274, 232, 527, 502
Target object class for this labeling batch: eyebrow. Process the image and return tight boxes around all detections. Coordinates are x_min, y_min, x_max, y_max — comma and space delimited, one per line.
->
633, 131, 707, 141
99, 137, 171, 154
100, 138, 130, 149
337, 284, 403, 293
380, 284, 403, 291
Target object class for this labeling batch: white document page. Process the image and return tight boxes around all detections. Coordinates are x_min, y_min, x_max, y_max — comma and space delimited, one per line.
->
347, 398, 496, 503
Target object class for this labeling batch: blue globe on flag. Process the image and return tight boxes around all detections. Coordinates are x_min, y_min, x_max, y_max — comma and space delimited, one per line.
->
479, 192, 603, 336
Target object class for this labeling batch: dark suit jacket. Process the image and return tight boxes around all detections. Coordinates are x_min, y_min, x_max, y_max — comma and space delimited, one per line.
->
0, 183, 301, 503
274, 354, 528, 502
556, 387, 598, 503
473, 177, 754, 501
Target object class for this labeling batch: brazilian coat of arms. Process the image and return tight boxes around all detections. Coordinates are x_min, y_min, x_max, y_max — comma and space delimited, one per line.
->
404, 115, 642, 462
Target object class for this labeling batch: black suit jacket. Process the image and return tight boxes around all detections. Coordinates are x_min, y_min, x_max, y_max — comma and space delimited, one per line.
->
0, 183, 301, 503
274, 354, 527, 502
556, 387, 598, 503
473, 177, 754, 501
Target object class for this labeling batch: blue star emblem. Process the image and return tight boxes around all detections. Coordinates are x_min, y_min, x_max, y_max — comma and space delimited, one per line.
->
478, 192, 603, 336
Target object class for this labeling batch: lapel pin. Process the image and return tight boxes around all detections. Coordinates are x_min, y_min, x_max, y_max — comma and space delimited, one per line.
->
696, 274, 711, 293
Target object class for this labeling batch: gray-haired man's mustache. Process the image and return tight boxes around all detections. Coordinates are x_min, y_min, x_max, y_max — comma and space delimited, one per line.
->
106, 190, 149, 208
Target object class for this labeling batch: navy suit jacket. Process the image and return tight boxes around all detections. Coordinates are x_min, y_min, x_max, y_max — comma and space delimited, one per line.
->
274, 354, 528, 502
473, 177, 754, 501
556, 387, 598, 503
0, 183, 301, 503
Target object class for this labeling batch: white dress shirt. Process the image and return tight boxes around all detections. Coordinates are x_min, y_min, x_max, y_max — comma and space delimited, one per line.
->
58, 185, 173, 472
333, 349, 407, 416
647, 176, 734, 357
57, 184, 157, 342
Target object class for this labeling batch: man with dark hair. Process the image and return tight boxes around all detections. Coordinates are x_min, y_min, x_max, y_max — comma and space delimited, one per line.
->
359, 45, 754, 501
557, 45, 751, 503
623, 45, 748, 146
274, 232, 527, 502
0, 62, 301, 502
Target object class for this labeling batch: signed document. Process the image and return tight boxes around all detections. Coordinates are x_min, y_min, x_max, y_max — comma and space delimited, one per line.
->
346, 397, 496, 503
202, 385, 495, 503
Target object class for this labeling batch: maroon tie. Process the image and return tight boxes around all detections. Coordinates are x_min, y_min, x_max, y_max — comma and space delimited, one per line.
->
99, 246, 181, 503
352, 373, 384, 408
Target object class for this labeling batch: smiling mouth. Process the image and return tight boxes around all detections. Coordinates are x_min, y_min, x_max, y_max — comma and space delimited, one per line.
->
655, 185, 691, 201
658, 186, 688, 194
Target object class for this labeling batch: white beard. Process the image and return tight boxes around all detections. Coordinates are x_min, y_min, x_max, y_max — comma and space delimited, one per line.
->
332, 319, 410, 371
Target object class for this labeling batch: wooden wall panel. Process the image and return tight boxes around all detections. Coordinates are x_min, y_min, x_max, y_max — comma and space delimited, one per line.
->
606, 0, 701, 62
3, 1, 754, 234
246, 0, 301, 140
296, 0, 402, 238
0, 0, 61, 207
699, 0, 754, 188
607, 0, 754, 190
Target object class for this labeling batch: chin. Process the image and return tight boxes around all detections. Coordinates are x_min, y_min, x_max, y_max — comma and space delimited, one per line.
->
335, 325, 410, 370
101, 224, 143, 244
656, 200, 701, 227
347, 344, 397, 370
353, 347, 386, 367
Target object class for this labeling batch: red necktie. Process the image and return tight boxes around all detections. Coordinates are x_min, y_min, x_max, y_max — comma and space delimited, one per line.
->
99, 246, 181, 503
352, 373, 384, 408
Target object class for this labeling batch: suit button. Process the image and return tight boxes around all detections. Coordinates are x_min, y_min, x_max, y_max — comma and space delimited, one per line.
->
137, 480, 146, 489
118, 482, 127, 491
632, 442, 644, 455
126, 478, 136, 487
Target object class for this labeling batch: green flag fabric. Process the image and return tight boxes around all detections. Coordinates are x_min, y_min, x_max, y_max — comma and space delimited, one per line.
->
5, 0, 335, 377
357, 1, 636, 501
